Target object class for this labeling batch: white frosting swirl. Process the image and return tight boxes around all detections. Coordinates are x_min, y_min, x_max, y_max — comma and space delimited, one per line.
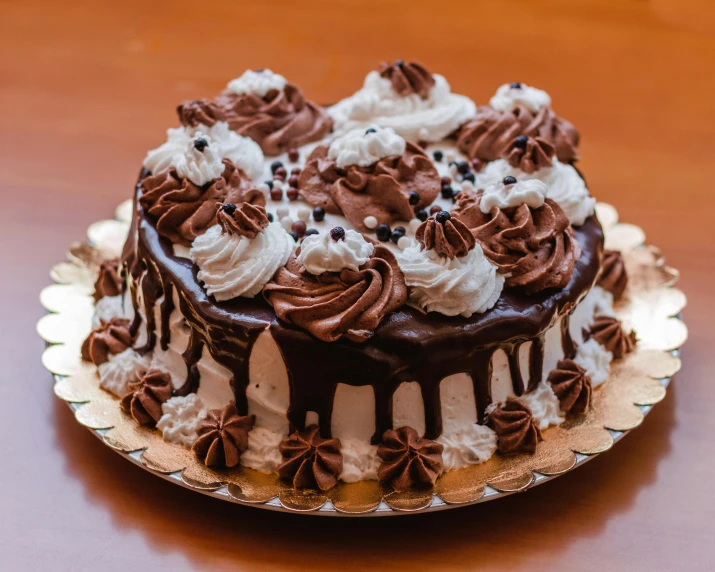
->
157, 394, 209, 448
480, 177, 547, 213
489, 82, 551, 113
143, 122, 264, 184
398, 243, 504, 317
190, 223, 294, 301
340, 439, 379, 483
97, 348, 150, 398
92, 295, 124, 329
329, 72, 476, 142
327, 126, 406, 168
297, 229, 374, 275
474, 159, 595, 225
574, 339, 613, 388
227, 69, 287, 97
240, 427, 285, 473
518, 382, 565, 430
437, 424, 497, 470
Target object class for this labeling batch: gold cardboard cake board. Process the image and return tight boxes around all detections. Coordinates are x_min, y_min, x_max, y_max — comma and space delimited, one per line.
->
39, 202, 686, 516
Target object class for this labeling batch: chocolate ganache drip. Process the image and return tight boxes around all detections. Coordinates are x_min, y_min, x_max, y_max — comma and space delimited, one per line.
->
378, 60, 436, 99
456, 105, 579, 164
81, 318, 133, 366
452, 191, 580, 294
597, 249, 628, 300
377, 427, 444, 491
217, 202, 269, 238
299, 142, 440, 232
488, 398, 542, 454
505, 135, 555, 174
140, 159, 265, 246
277, 425, 343, 491
177, 83, 332, 156
415, 211, 475, 258
263, 245, 407, 343
93, 259, 123, 301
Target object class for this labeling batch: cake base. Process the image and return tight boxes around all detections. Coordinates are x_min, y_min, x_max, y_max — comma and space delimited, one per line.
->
39, 201, 687, 515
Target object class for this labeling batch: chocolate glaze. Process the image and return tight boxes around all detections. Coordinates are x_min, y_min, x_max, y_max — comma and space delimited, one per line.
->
123, 169, 603, 443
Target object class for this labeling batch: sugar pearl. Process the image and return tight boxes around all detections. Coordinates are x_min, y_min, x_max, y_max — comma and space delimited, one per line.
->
408, 219, 421, 233
445, 150, 457, 163
363, 215, 378, 229
397, 236, 411, 250
276, 205, 290, 219
297, 207, 311, 222
258, 182, 271, 194
280, 216, 295, 231
461, 180, 475, 193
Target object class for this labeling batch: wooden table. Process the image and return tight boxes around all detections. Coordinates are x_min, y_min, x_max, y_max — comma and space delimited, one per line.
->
2, 0, 714, 569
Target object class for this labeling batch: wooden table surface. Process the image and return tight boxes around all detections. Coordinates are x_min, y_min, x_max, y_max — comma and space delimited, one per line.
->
2, 0, 714, 570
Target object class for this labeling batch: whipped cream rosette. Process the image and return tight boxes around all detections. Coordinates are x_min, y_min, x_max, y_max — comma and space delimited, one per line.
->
329, 61, 476, 142
177, 69, 332, 156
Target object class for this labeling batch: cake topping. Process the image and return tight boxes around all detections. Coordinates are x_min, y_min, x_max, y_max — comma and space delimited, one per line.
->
299, 140, 440, 232
587, 316, 637, 359
327, 126, 406, 168
377, 60, 436, 99
192, 404, 255, 468
452, 190, 580, 294
217, 202, 269, 239
277, 425, 343, 491
489, 82, 551, 113
296, 229, 373, 275
120, 369, 173, 426
177, 72, 332, 156
415, 212, 475, 259
193, 137, 209, 152
597, 250, 629, 300
377, 426, 444, 491
547, 359, 592, 414
488, 398, 543, 454
81, 318, 133, 366
328, 64, 476, 142
263, 244, 407, 343
505, 136, 555, 174
456, 97, 579, 164
481, 177, 547, 213
190, 214, 294, 301
93, 259, 123, 302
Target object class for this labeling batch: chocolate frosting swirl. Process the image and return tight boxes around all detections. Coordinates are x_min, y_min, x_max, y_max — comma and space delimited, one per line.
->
597, 250, 628, 300
378, 60, 436, 99
139, 159, 265, 246
263, 245, 407, 343
452, 192, 580, 293
488, 398, 542, 455
93, 259, 123, 302
81, 318, 133, 366
177, 83, 332, 156
588, 316, 637, 359
120, 369, 173, 426
277, 425, 343, 491
547, 359, 592, 414
217, 202, 269, 238
192, 404, 255, 468
456, 105, 579, 163
299, 142, 440, 231
377, 426, 444, 491
505, 136, 555, 174
415, 213, 475, 258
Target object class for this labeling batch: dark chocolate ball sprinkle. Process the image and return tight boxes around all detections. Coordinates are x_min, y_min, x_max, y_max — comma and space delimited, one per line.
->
193, 137, 209, 152
270, 161, 283, 174
503, 176, 517, 185
435, 211, 451, 224
457, 161, 470, 175
441, 186, 454, 199
451, 191, 461, 202
440, 176, 452, 186
430, 205, 442, 215
304, 228, 319, 237
267, 212, 274, 222
509, 82, 522, 89
264, 180, 274, 190
288, 148, 299, 162
514, 135, 529, 149
365, 128, 377, 134
221, 202, 236, 215
433, 150, 443, 162
408, 191, 420, 205
416, 209, 428, 222
312, 206, 326, 222
395, 60, 404, 67
376, 224, 392, 242
256, 68, 265, 72
462, 172, 476, 184
330, 226, 346, 241
288, 231, 299, 242
393, 226, 406, 237
390, 230, 403, 244
291, 220, 307, 237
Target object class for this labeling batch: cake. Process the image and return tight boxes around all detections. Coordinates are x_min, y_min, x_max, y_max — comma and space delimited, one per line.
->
83, 63, 636, 492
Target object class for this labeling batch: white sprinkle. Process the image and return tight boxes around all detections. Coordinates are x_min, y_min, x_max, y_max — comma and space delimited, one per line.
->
408, 218, 422, 233
418, 127, 429, 140
449, 164, 459, 178
363, 215, 378, 229
297, 207, 311, 222
445, 150, 457, 163
276, 205, 290, 219
461, 180, 475, 193
397, 236, 411, 250
258, 182, 271, 194
280, 216, 295, 231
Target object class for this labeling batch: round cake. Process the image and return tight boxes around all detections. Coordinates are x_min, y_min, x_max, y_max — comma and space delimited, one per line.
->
83, 63, 636, 492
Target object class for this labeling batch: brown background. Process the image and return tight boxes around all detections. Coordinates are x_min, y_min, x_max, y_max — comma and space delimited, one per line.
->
2, 0, 715, 570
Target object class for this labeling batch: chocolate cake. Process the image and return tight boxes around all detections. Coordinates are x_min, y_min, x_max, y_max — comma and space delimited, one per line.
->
84, 64, 635, 490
